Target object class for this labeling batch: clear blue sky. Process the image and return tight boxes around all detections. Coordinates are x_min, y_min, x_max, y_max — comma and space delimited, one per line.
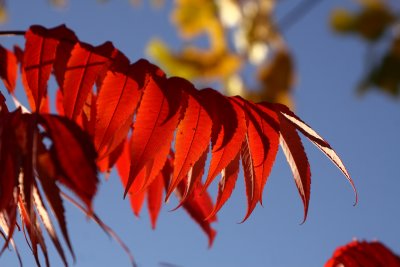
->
0, 1, 399, 266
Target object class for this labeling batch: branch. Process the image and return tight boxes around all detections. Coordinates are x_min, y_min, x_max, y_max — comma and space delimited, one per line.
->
0, 30, 25, 36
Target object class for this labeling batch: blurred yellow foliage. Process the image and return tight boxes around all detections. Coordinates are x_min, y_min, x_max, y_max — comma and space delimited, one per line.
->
331, 0, 400, 97
147, 39, 241, 81
331, 0, 395, 41
360, 37, 400, 96
148, 0, 295, 107
251, 49, 294, 107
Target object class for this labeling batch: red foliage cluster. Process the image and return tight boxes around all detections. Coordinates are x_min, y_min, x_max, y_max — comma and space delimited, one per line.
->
0, 25, 357, 265
325, 240, 400, 267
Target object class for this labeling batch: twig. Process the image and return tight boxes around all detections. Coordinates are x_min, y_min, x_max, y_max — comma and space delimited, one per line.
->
278, 0, 323, 31
0, 31, 26, 36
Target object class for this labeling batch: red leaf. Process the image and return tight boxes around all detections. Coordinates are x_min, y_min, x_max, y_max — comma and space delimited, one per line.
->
0, 113, 18, 210
116, 140, 147, 216
201, 90, 246, 191
39, 114, 98, 211
325, 240, 400, 267
274, 103, 358, 204
63, 41, 116, 120
240, 132, 260, 222
97, 137, 125, 173
125, 72, 183, 196
13, 45, 36, 111
207, 153, 240, 219
167, 80, 212, 199
95, 61, 142, 159
51, 26, 79, 89
178, 182, 217, 247
23, 25, 62, 110
278, 112, 311, 223
129, 184, 146, 217
255, 103, 280, 203
147, 170, 165, 229
36, 150, 75, 260
233, 97, 279, 221
0, 92, 6, 112
33, 186, 69, 266
0, 45, 18, 94
175, 146, 209, 208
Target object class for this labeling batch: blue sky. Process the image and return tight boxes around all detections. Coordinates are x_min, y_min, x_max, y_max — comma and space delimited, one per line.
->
0, 1, 399, 266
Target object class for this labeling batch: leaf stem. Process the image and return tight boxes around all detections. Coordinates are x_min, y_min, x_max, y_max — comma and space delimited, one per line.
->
0, 30, 25, 36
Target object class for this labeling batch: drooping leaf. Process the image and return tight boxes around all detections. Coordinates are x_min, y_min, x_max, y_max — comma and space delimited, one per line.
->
32, 186, 68, 266
177, 181, 217, 247
36, 149, 75, 260
240, 132, 259, 222
39, 114, 98, 211
233, 97, 280, 221
274, 103, 357, 203
278, 112, 311, 223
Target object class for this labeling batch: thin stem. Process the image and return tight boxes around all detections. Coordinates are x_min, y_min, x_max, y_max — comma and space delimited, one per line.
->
278, 0, 323, 31
0, 30, 26, 36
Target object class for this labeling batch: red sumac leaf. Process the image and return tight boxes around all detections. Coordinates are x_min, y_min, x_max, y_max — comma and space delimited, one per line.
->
207, 153, 240, 219
278, 113, 311, 223
201, 90, 246, 191
167, 81, 212, 199
39, 114, 98, 211
233, 97, 280, 221
36, 150, 75, 260
147, 172, 164, 229
63, 41, 116, 120
274, 103, 357, 203
177, 182, 216, 247
23, 25, 63, 110
325, 240, 400, 267
0, 45, 18, 94
126, 71, 183, 196
0, 113, 18, 210
95, 62, 142, 159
